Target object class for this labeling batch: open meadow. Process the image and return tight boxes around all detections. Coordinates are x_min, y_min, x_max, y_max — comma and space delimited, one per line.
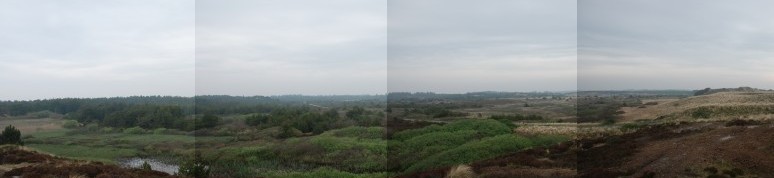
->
1, 90, 773, 177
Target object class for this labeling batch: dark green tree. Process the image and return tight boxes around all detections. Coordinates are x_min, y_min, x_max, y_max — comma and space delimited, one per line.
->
0, 125, 23, 145
141, 161, 152, 171
198, 114, 221, 129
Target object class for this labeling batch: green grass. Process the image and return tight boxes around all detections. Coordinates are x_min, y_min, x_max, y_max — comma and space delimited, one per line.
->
26, 129, 70, 138
27, 129, 231, 145
392, 119, 511, 141
277, 129, 388, 172
24, 129, 232, 163
27, 144, 140, 163
405, 134, 569, 172
390, 130, 479, 169
321, 126, 384, 139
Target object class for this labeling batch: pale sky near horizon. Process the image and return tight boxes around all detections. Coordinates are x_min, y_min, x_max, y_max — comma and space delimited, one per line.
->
0, 0, 194, 100
579, 0, 774, 90
195, 0, 388, 96
388, 0, 577, 93
2, 0, 772, 100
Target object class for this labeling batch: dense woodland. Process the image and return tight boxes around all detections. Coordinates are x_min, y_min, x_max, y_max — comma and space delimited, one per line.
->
0, 95, 384, 133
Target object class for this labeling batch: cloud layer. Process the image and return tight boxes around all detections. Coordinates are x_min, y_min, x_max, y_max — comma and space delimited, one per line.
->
4, 0, 772, 100
579, 0, 774, 90
195, 0, 387, 95
388, 0, 578, 93
0, 0, 194, 100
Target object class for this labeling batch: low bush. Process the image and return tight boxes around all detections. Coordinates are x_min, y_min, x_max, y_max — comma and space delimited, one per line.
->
123, 127, 146, 134
393, 119, 511, 141
100, 127, 115, 133
62, 120, 80, 129
692, 107, 712, 119
326, 126, 384, 139
405, 134, 568, 172
152, 128, 167, 135
392, 130, 479, 169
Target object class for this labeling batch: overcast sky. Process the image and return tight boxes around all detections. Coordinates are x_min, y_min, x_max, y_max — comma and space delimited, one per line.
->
388, 0, 577, 93
195, 0, 387, 96
579, 0, 774, 90
4, 0, 772, 100
0, 0, 194, 100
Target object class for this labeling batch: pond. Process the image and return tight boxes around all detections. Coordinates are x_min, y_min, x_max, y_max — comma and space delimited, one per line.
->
118, 157, 180, 175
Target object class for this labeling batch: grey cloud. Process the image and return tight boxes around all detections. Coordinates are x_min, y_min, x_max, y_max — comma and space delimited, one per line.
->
388, 0, 578, 93
0, 0, 194, 100
579, 0, 774, 90
195, 0, 387, 95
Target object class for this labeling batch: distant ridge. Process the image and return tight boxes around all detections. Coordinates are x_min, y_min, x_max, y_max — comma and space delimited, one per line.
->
693, 87, 772, 96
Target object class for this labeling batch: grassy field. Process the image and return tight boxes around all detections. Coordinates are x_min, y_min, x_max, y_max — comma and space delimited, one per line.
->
618, 91, 774, 122
24, 129, 233, 164
0, 117, 65, 134
26, 144, 139, 163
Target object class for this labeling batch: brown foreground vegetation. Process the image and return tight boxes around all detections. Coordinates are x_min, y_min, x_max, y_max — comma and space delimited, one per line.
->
0, 146, 175, 178
399, 119, 773, 178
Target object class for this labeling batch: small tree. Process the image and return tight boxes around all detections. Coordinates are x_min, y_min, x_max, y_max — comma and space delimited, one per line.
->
198, 114, 221, 129
62, 120, 80, 129
179, 153, 210, 178
0, 125, 23, 145
141, 161, 152, 171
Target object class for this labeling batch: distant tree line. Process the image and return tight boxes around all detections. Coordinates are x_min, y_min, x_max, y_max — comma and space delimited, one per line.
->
0, 96, 385, 134
0, 96, 193, 116
693, 87, 768, 96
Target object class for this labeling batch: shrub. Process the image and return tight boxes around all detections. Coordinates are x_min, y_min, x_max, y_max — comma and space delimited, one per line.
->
327, 126, 384, 139
85, 123, 100, 132
277, 125, 302, 139
197, 114, 221, 129
620, 123, 641, 131
0, 125, 23, 145
405, 134, 568, 172
244, 114, 269, 126
100, 127, 115, 133
62, 120, 80, 129
123, 126, 146, 134
393, 119, 511, 141
692, 107, 712, 119
153, 128, 168, 135
179, 160, 210, 178
495, 119, 517, 129
392, 130, 478, 168
141, 161, 152, 170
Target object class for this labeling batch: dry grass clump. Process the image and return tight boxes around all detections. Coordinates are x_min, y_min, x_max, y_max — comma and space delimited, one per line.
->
514, 125, 628, 139
576, 126, 625, 139
515, 125, 576, 136
446, 164, 476, 178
